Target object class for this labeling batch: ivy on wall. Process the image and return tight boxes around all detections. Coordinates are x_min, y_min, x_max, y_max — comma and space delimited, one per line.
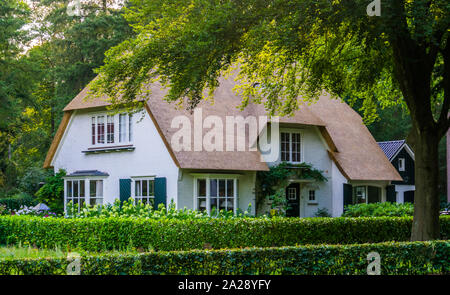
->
256, 162, 327, 215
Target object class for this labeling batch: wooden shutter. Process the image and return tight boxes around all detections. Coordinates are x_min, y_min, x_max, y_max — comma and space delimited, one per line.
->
119, 179, 131, 203
154, 177, 167, 210
343, 183, 353, 209
386, 185, 396, 202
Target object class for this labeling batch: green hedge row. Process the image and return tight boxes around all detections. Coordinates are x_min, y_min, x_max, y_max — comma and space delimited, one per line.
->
0, 241, 448, 275
1, 216, 449, 251
0, 195, 37, 211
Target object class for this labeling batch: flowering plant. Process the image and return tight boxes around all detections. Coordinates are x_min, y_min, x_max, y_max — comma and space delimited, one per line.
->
15, 205, 57, 217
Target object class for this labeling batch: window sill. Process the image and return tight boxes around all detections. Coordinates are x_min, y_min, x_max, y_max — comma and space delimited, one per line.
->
307, 202, 318, 206
82, 144, 135, 154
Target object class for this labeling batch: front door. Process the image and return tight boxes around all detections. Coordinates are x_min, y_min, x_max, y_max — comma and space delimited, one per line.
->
286, 183, 300, 217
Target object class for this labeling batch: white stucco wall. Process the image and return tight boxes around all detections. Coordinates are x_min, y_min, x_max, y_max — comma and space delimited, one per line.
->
331, 161, 347, 217
260, 125, 336, 217
52, 108, 179, 205
394, 184, 416, 203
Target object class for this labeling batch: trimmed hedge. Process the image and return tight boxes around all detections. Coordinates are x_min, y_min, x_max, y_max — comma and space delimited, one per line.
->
0, 241, 448, 275
0, 216, 449, 251
0, 195, 37, 211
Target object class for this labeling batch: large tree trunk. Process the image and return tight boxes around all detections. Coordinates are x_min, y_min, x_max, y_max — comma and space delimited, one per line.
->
410, 129, 441, 241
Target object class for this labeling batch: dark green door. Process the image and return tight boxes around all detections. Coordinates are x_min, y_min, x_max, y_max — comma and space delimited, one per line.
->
286, 183, 300, 217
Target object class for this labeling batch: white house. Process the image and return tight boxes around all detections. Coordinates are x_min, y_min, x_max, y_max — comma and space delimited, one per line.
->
378, 140, 415, 204
44, 76, 402, 217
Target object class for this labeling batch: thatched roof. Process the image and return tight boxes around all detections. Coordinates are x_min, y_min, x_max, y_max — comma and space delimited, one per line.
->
49, 76, 401, 181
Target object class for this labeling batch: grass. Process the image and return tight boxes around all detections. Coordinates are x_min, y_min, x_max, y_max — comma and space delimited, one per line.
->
0, 245, 67, 259
0, 243, 153, 259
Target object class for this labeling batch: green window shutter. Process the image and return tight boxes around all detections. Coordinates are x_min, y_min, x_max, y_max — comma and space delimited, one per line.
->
154, 177, 167, 210
386, 185, 396, 202
343, 183, 353, 208
119, 179, 131, 203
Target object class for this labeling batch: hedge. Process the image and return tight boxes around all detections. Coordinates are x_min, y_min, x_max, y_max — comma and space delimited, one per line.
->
0, 195, 37, 211
0, 241, 448, 275
1, 215, 449, 251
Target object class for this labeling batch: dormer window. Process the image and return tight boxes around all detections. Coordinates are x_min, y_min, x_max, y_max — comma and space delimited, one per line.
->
281, 131, 302, 163
398, 157, 405, 171
91, 113, 133, 146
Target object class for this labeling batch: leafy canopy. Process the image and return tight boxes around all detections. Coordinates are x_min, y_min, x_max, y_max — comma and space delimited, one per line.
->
93, 0, 449, 123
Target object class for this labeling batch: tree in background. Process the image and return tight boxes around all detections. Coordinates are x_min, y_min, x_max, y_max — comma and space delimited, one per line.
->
0, 0, 132, 197
0, 0, 31, 194
93, 0, 449, 241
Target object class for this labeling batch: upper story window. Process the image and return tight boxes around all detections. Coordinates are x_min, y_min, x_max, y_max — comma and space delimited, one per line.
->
398, 157, 405, 171
281, 131, 302, 162
91, 113, 133, 146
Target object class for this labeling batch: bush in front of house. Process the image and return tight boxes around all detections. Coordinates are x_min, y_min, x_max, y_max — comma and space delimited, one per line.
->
0, 193, 37, 211
0, 240, 448, 275
0, 215, 449, 251
35, 170, 65, 215
66, 198, 253, 219
342, 202, 414, 217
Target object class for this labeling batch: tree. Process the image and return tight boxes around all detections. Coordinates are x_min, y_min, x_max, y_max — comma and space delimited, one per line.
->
0, 0, 31, 194
93, 0, 449, 240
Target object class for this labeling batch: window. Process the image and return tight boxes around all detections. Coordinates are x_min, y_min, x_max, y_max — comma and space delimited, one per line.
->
119, 114, 127, 142
398, 158, 405, 171
107, 115, 114, 143
308, 190, 316, 201
134, 179, 154, 205
196, 178, 236, 214
280, 132, 302, 162
89, 180, 103, 206
66, 180, 85, 211
352, 186, 381, 205
91, 113, 133, 146
65, 179, 104, 212
287, 187, 297, 200
97, 116, 105, 144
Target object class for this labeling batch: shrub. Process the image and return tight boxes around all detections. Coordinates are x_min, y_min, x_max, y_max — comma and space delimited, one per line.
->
0, 215, 448, 251
342, 202, 414, 217
66, 198, 252, 219
0, 193, 37, 211
35, 169, 65, 214
0, 241, 448, 275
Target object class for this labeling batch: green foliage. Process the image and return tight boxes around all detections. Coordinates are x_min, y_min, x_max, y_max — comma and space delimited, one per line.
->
0, 215, 449, 251
314, 207, 331, 217
0, 193, 37, 211
256, 162, 326, 214
35, 170, 65, 214
342, 202, 414, 217
18, 167, 52, 196
0, 241, 449, 275
66, 198, 252, 219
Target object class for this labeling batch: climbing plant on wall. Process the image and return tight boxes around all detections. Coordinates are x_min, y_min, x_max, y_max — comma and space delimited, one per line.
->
256, 162, 327, 216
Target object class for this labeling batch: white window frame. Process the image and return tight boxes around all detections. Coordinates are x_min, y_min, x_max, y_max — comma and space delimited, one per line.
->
352, 185, 382, 204
287, 187, 297, 200
64, 176, 106, 213
308, 190, 316, 201
398, 157, 405, 172
90, 112, 134, 147
280, 129, 303, 163
131, 176, 155, 205
192, 174, 238, 215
